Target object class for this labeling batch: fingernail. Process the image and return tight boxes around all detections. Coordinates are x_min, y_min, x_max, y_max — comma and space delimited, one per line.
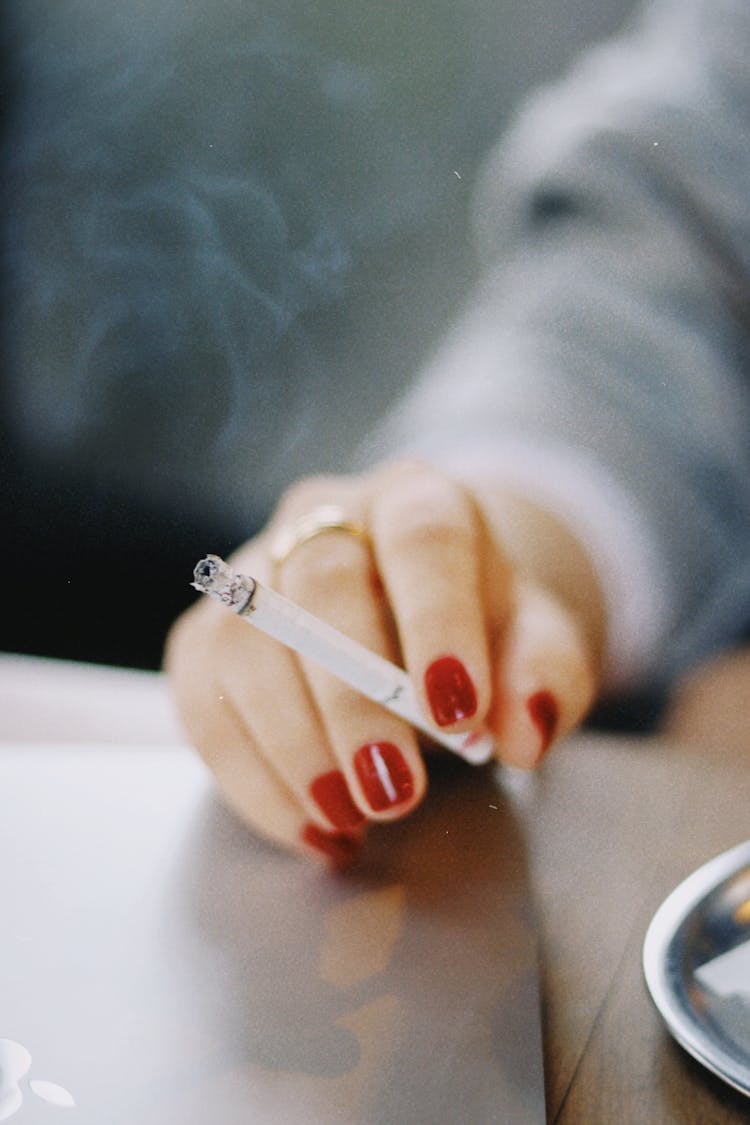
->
353, 742, 414, 812
527, 691, 559, 757
424, 656, 478, 727
301, 824, 361, 869
310, 770, 366, 832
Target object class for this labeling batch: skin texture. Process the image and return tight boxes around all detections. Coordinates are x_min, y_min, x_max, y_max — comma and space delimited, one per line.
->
165, 460, 605, 865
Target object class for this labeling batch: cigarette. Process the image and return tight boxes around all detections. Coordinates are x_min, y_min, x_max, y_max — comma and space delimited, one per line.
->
192, 555, 495, 766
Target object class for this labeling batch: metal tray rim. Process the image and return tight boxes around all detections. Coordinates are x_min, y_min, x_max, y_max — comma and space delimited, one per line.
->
643, 839, 750, 1097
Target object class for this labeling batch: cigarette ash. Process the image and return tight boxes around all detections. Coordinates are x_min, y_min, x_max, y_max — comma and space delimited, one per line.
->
192, 555, 254, 610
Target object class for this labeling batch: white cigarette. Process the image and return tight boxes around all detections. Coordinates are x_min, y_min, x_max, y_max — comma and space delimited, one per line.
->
192, 554, 495, 765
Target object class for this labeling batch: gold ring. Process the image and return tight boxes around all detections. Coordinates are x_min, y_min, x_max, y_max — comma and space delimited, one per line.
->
269, 504, 370, 570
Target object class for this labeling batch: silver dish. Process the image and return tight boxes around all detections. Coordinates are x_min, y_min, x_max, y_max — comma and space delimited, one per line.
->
643, 840, 750, 1096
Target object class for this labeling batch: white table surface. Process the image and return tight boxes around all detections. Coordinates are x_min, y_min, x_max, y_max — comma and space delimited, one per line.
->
0, 653, 185, 745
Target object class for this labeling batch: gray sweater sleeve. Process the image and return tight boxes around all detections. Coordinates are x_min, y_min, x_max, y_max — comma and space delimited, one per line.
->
359, 0, 750, 686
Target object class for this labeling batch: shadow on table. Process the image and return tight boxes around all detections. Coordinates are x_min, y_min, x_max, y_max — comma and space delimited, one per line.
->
173, 755, 545, 1124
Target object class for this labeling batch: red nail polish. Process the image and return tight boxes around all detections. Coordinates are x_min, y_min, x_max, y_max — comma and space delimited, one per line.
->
353, 742, 414, 812
301, 824, 361, 869
424, 656, 478, 727
527, 691, 559, 757
310, 770, 366, 832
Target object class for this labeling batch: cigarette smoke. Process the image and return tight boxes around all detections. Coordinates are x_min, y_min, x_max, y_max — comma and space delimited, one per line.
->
1, 0, 580, 516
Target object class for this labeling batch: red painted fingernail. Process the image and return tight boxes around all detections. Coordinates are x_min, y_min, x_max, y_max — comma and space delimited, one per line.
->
527, 691, 559, 757
301, 824, 361, 869
424, 656, 478, 727
353, 742, 414, 811
310, 770, 366, 832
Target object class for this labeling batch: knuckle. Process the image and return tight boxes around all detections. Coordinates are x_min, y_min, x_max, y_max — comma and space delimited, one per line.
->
286, 537, 369, 597
372, 470, 478, 555
374, 456, 432, 487
386, 499, 473, 555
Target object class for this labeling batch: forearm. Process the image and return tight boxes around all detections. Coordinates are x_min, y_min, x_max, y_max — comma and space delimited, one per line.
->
359, 0, 750, 688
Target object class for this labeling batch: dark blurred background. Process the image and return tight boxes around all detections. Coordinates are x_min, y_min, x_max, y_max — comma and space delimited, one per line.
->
1, 0, 637, 670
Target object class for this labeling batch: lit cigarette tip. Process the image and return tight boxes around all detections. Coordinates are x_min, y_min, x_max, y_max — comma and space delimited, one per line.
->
192, 555, 255, 610
191, 554, 220, 590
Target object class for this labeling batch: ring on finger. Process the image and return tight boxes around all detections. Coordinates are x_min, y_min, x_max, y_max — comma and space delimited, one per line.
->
269, 504, 370, 573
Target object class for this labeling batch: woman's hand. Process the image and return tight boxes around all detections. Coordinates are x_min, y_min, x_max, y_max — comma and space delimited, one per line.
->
165, 460, 604, 866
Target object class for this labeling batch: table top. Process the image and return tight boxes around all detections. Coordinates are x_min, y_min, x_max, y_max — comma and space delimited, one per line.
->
1, 651, 748, 1123
529, 733, 749, 1123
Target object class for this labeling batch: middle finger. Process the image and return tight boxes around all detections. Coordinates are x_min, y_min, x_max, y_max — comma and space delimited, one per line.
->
369, 462, 499, 733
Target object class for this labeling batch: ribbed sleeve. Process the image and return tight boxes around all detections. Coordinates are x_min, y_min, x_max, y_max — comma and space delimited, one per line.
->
359, 0, 750, 687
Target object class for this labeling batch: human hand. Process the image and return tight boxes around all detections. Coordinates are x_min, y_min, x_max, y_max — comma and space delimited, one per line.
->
165, 460, 603, 866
